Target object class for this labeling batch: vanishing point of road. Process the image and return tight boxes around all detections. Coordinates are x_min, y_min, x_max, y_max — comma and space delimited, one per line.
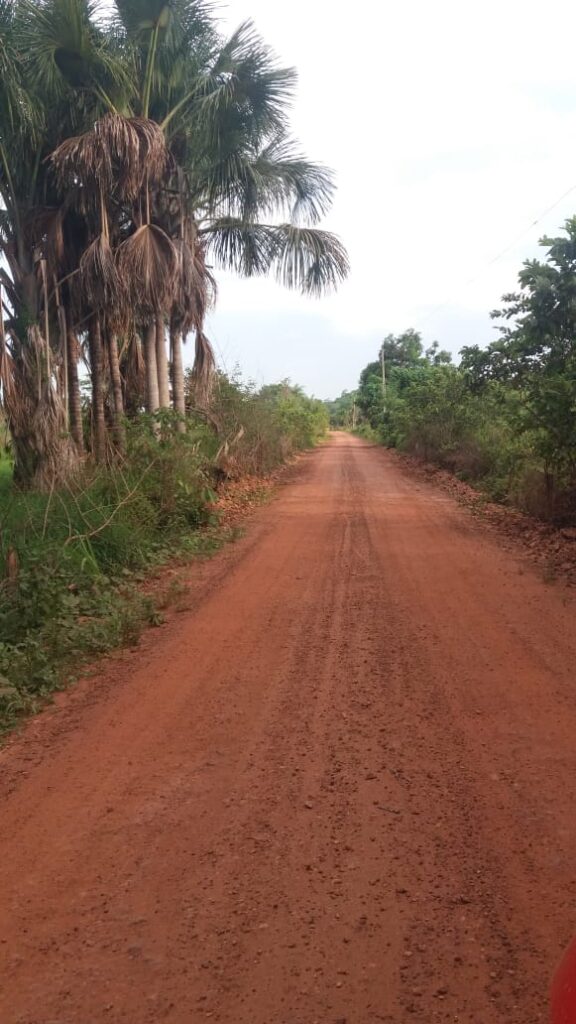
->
2, 433, 576, 1024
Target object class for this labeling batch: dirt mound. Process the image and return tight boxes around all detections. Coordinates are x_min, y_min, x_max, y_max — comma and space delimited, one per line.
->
393, 451, 576, 587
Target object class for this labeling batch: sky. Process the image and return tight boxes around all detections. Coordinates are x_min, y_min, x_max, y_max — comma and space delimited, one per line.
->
200, 0, 576, 399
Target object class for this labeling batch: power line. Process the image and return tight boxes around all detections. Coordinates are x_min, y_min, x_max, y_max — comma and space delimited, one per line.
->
416, 182, 576, 330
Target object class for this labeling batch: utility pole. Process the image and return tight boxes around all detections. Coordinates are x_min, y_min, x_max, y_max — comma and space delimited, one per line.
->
380, 345, 387, 408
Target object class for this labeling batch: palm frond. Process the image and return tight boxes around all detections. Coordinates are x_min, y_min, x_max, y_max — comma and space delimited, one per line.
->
251, 135, 335, 224
116, 223, 177, 316
203, 218, 349, 295
272, 224, 350, 296
80, 232, 123, 308
51, 112, 168, 197
203, 217, 277, 277
112, 0, 215, 45
171, 237, 201, 333
0, 0, 42, 141
199, 136, 335, 225
189, 21, 296, 144
128, 115, 169, 189
190, 328, 214, 406
20, 0, 132, 104
50, 128, 113, 194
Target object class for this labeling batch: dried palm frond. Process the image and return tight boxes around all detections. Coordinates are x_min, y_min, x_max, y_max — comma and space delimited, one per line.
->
116, 223, 177, 317
45, 207, 66, 270
95, 113, 169, 200
50, 113, 169, 201
193, 241, 217, 319
23, 207, 66, 270
129, 118, 170, 190
121, 330, 147, 416
94, 112, 141, 194
190, 329, 215, 408
80, 233, 123, 308
172, 237, 217, 332
50, 130, 114, 196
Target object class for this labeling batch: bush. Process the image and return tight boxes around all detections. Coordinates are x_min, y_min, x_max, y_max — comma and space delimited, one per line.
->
188, 373, 329, 477
370, 364, 575, 522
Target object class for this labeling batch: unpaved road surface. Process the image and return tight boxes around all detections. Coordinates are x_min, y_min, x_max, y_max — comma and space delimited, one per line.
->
2, 433, 576, 1024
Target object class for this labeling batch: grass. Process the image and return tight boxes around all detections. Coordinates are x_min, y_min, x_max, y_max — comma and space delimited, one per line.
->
0, 426, 255, 737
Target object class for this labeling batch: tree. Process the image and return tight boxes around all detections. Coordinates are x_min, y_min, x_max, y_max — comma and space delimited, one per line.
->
461, 218, 576, 475
325, 390, 357, 428
380, 328, 424, 370
0, 0, 349, 487
105, 1, 349, 414
356, 329, 451, 430
0, 0, 129, 486
356, 361, 384, 428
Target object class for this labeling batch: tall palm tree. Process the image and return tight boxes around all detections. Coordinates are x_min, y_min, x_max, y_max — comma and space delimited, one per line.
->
108, 1, 349, 414
0, 0, 78, 486
1, 0, 349, 486
0, 0, 131, 484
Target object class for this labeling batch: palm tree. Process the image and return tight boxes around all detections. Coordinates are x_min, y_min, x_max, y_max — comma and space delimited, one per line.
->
1, 0, 349, 487
108, 1, 349, 415
0, 0, 78, 487
0, 0, 131, 484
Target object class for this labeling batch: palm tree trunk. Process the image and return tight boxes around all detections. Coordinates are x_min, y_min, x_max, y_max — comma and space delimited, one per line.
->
170, 324, 186, 432
89, 318, 107, 463
156, 316, 170, 409
1, 281, 79, 490
144, 322, 160, 415
107, 330, 126, 452
67, 329, 84, 452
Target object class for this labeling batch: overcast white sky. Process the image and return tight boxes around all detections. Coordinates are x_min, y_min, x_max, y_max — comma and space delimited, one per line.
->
201, 0, 576, 398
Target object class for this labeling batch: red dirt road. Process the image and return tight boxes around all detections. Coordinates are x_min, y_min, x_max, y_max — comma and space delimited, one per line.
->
2, 433, 576, 1024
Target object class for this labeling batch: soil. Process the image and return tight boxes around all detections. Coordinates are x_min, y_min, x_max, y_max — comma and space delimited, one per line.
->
1, 432, 576, 1024
391, 451, 576, 588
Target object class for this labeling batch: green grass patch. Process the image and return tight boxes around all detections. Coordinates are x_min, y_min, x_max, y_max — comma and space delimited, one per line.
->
0, 424, 241, 736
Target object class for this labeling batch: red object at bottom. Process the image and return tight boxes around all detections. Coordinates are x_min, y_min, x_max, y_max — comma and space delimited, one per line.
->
552, 937, 576, 1023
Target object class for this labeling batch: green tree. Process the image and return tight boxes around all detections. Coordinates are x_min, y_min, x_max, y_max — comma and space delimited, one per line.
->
380, 328, 424, 370
356, 361, 384, 428
461, 217, 576, 477
259, 380, 328, 447
356, 329, 450, 430
325, 390, 357, 428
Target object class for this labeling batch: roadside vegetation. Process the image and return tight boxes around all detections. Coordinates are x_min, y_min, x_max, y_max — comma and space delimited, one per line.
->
0, 376, 328, 732
0, 0, 341, 731
329, 220, 576, 526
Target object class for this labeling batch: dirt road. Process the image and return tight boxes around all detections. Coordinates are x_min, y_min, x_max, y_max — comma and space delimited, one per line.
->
2, 433, 576, 1024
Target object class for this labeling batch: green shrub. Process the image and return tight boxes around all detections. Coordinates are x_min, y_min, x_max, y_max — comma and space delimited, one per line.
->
188, 372, 329, 476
